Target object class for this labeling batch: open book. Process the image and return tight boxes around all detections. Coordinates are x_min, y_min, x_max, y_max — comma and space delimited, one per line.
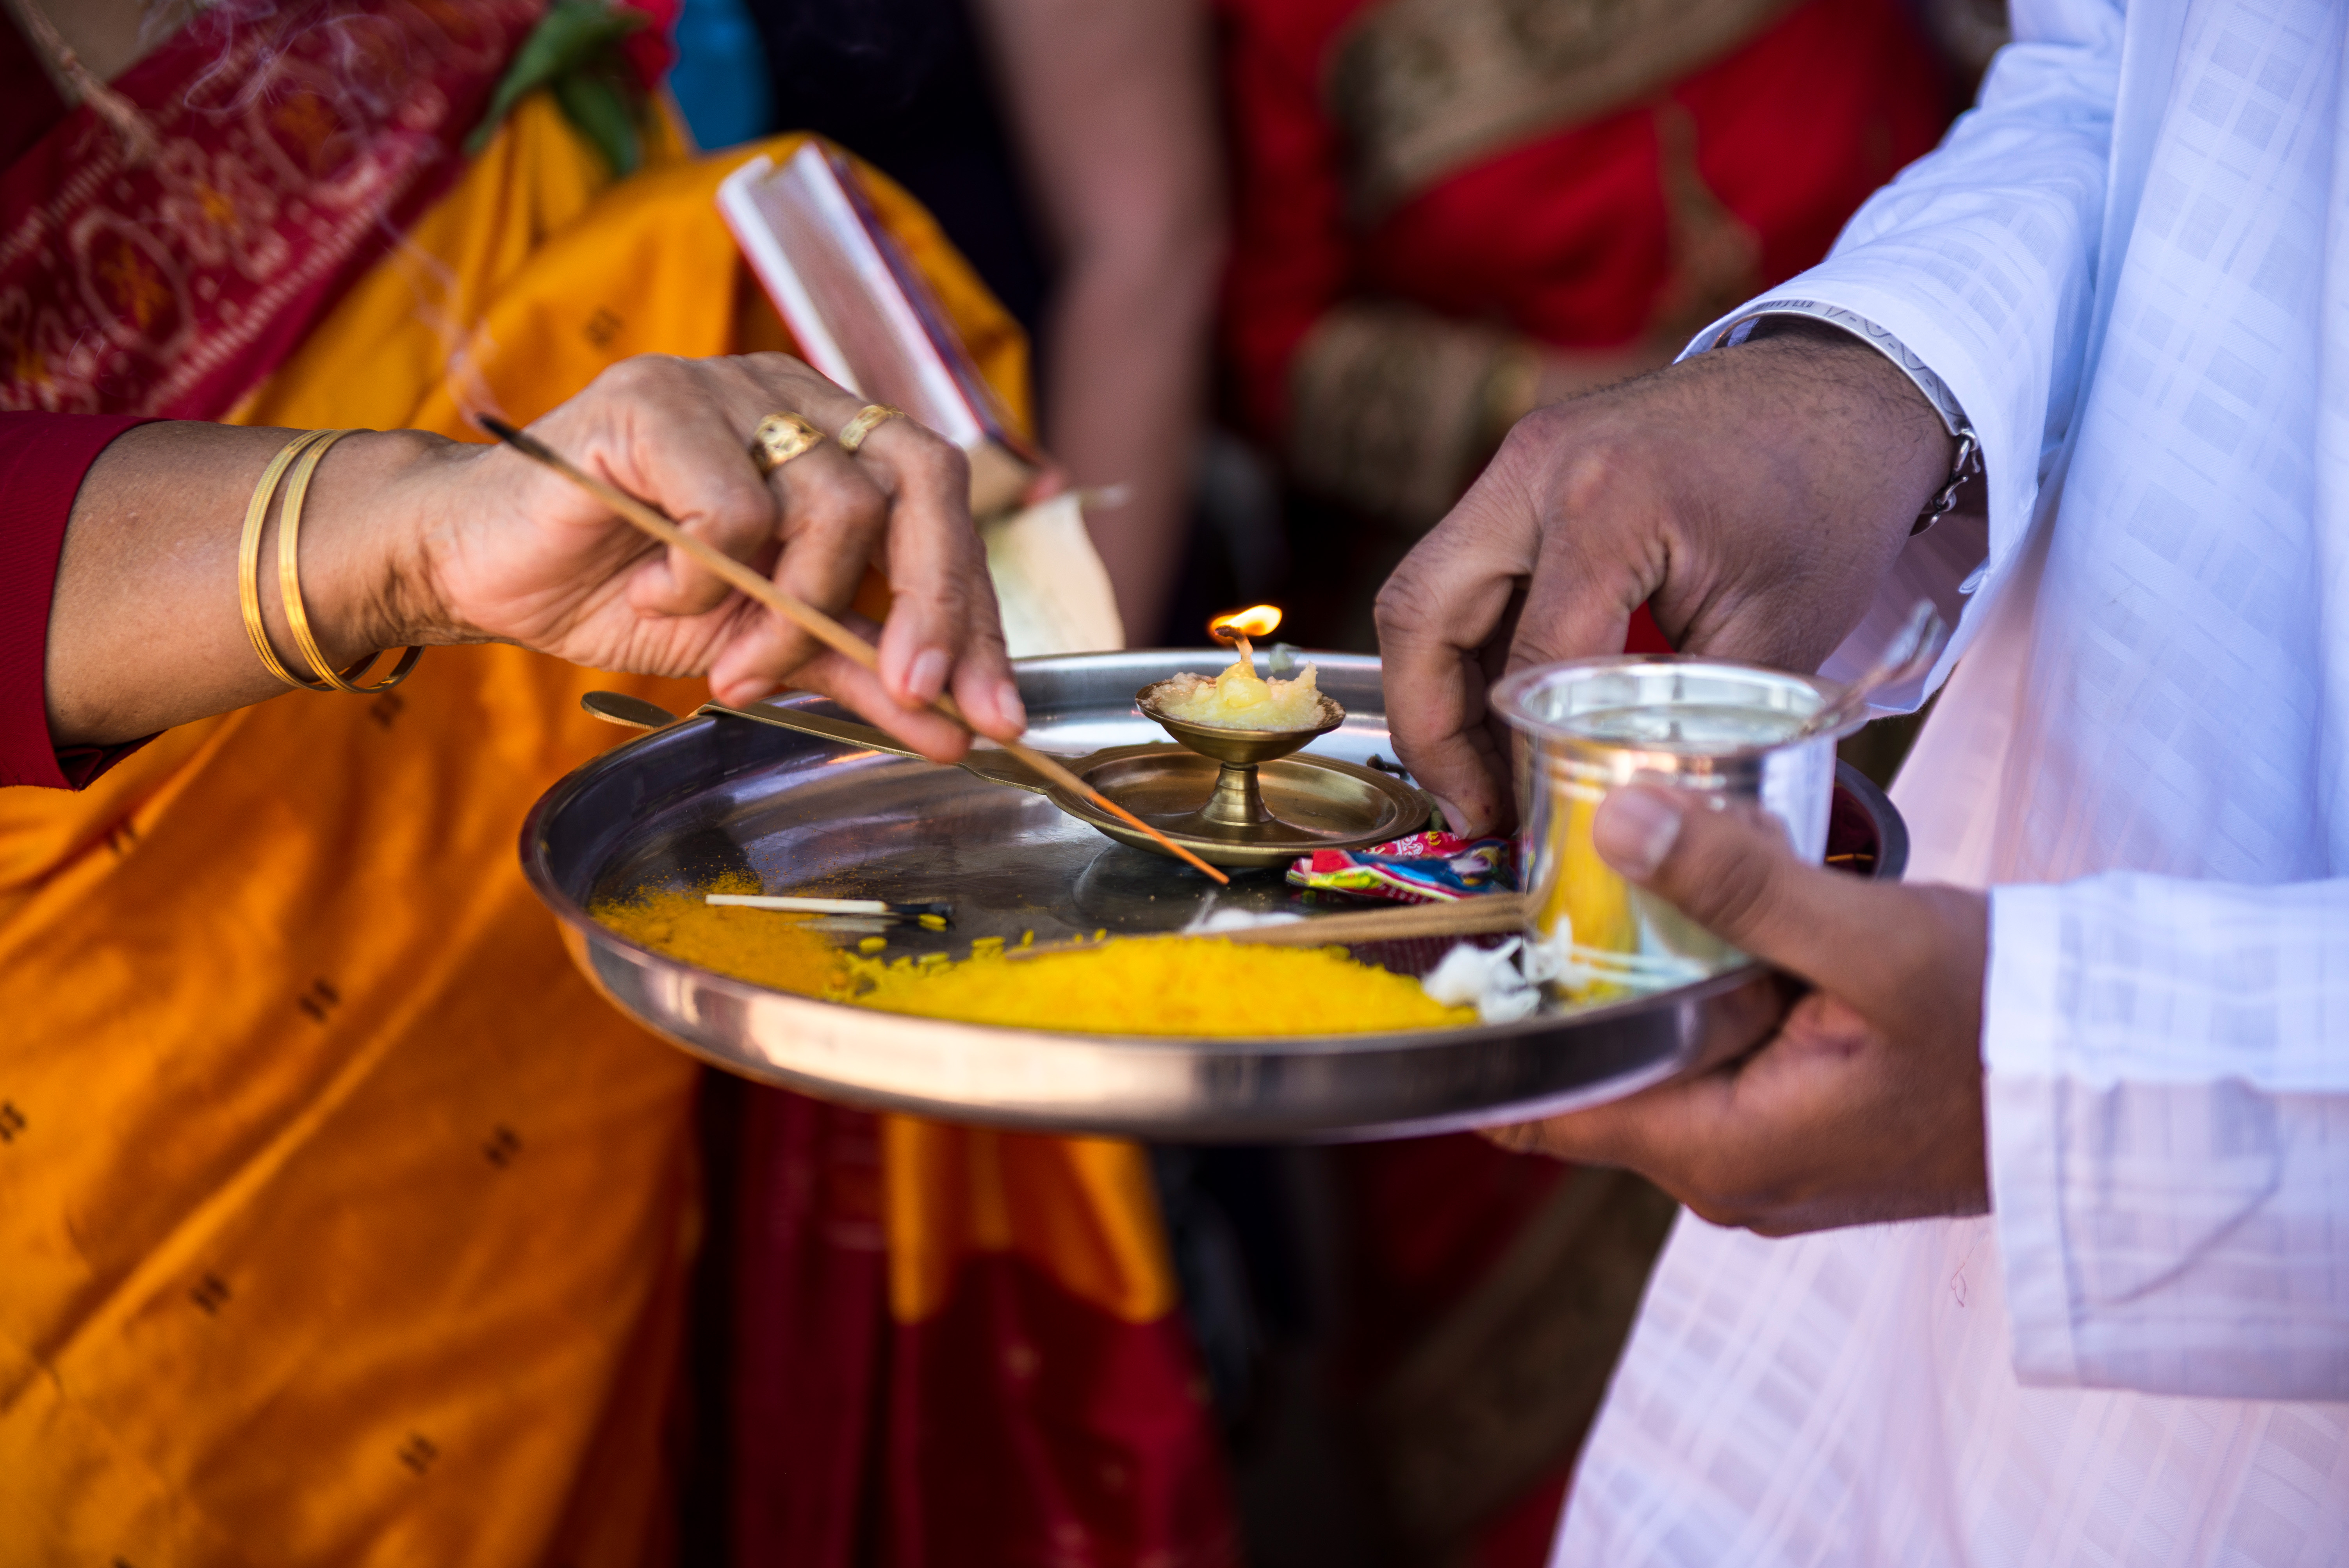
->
717, 144, 1039, 516
718, 144, 1123, 654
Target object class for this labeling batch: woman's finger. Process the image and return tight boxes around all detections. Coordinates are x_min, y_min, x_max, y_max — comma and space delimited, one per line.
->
676, 358, 893, 675
946, 575, 1024, 738
779, 643, 978, 762
718, 354, 1000, 715
759, 442, 893, 667
846, 417, 1019, 731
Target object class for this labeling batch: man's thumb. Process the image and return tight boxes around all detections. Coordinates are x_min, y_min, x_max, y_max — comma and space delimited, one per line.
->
1590, 784, 1825, 972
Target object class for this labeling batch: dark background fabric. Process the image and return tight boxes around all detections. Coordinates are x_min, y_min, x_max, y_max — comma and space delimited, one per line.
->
0, 15, 68, 167
0, 413, 157, 789
740, 0, 1052, 343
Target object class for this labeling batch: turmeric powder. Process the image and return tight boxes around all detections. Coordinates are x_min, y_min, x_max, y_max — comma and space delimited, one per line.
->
850, 936, 1465, 1034
592, 877, 849, 998
590, 878, 1470, 1036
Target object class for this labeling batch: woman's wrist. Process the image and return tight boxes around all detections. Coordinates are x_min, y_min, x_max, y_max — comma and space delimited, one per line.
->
46, 422, 462, 747
303, 427, 468, 657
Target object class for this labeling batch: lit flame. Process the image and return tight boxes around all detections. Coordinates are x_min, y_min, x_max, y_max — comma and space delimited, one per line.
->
1208, 605, 1282, 644
1206, 605, 1281, 688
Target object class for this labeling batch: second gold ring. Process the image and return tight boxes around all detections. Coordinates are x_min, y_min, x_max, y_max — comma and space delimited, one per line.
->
837, 403, 907, 454
750, 412, 828, 477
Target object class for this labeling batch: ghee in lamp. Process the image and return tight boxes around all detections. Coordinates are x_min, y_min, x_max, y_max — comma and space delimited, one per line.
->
1490, 657, 1839, 1003
1155, 606, 1332, 730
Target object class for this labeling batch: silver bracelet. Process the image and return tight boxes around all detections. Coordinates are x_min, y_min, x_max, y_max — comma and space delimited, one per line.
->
1702, 300, 1981, 535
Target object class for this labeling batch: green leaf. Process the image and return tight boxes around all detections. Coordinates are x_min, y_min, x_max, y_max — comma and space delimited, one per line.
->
551, 67, 643, 177
467, 0, 648, 159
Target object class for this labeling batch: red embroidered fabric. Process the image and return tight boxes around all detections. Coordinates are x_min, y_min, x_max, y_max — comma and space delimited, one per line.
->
0, 412, 156, 789
1216, 0, 1948, 441
0, 1, 535, 419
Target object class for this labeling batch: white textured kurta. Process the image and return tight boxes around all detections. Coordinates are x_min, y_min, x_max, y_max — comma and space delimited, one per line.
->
1554, 1, 2349, 1561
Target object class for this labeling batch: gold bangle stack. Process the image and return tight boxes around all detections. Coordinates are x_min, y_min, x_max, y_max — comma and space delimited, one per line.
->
238, 429, 424, 694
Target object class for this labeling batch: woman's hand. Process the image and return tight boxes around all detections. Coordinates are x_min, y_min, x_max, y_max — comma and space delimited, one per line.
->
1489, 785, 1990, 1235
43, 353, 1020, 756
403, 353, 1021, 759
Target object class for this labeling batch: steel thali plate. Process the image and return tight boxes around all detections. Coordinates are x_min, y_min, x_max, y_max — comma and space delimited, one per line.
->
520, 650, 1907, 1140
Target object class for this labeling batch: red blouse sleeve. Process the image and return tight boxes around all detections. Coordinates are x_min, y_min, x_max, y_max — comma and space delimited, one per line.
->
1215, 0, 1365, 444
0, 412, 158, 790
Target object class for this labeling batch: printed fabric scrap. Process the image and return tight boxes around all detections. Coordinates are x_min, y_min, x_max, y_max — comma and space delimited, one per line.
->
1287, 830, 1514, 903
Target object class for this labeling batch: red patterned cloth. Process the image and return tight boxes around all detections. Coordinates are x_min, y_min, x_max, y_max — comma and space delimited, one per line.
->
1217, 0, 1948, 440
0, 412, 156, 789
0, 0, 537, 419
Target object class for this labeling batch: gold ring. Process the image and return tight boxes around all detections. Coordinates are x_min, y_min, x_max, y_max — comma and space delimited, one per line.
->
749, 412, 827, 476
836, 404, 906, 454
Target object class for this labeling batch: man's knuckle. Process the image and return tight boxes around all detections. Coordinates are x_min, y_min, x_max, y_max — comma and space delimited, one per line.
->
1372, 563, 1439, 634
1481, 1120, 1561, 1159
1511, 401, 1576, 451
1554, 442, 1640, 515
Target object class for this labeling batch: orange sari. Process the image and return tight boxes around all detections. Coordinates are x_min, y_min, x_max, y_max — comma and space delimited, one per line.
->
0, 61, 1225, 1568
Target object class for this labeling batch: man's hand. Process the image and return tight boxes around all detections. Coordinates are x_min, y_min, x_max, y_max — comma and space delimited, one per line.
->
1376, 325, 1954, 835
1490, 784, 1989, 1235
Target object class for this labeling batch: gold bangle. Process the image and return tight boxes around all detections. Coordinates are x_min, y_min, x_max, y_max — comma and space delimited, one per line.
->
836, 403, 906, 454
749, 411, 827, 476
274, 430, 423, 694
239, 430, 335, 690
238, 430, 424, 693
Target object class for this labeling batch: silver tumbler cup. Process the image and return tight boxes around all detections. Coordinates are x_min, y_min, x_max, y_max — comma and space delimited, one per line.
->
1490, 657, 1840, 1004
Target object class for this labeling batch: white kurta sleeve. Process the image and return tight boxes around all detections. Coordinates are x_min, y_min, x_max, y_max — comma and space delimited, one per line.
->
1987, 875, 2349, 1398
1684, 0, 2124, 710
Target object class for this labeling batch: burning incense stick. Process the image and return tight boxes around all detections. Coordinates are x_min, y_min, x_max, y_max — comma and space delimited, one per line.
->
480, 415, 1230, 884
